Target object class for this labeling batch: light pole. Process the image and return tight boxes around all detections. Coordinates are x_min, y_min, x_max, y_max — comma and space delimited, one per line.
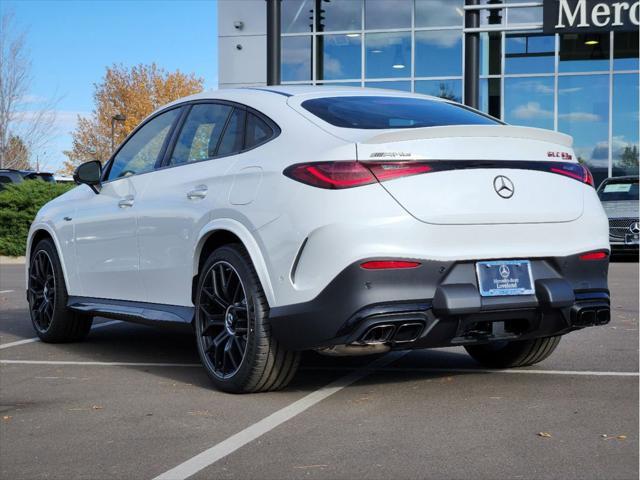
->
111, 114, 126, 154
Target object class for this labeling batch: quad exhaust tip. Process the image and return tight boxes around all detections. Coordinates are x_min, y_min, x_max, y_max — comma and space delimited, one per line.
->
573, 305, 610, 327
360, 322, 425, 345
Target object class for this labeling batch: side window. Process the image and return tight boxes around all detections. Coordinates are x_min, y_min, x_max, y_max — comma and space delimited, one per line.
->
217, 108, 246, 156
169, 103, 232, 165
245, 113, 273, 149
107, 108, 180, 181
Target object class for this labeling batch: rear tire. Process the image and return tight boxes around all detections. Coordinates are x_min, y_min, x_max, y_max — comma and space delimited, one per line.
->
28, 239, 93, 342
194, 244, 300, 393
464, 336, 561, 368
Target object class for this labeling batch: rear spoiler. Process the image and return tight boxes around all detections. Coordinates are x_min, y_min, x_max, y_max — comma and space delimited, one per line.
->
362, 125, 573, 148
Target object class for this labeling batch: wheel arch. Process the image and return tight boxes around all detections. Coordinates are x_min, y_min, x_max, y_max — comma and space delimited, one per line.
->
26, 224, 72, 293
193, 219, 276, 307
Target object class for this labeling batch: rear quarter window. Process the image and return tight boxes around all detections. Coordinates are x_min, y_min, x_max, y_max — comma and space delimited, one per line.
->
301, 96, 501, 129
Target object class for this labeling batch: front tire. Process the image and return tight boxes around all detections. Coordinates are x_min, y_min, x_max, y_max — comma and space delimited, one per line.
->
464, 336, 561, 368
194, 244, 300, 393
28, 239, 93, 342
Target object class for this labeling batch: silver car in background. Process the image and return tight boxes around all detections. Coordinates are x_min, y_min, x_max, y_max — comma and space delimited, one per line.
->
597, 176, 639, 256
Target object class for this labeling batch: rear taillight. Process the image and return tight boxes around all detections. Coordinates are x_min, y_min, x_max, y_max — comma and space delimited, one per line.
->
549, 163, 594, 187
579, 251, 609, 261
283, 161, 432, 189
360, 260, 421, 270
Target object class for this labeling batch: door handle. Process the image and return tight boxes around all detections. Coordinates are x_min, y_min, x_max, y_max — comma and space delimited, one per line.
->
187, 185, 208, 200
118, 196, 135, 208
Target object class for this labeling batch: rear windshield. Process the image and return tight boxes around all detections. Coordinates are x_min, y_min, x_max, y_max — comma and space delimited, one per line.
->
598, 179, 639, 201
301, 96, 501, 129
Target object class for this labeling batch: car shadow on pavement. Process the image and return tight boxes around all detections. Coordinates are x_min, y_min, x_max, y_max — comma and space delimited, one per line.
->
20, 320, 487, 394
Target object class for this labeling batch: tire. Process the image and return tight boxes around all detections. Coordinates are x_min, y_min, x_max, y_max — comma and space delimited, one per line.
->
464, 336, 561, 368
194, 244, 300, 393
28, 239, 93, 342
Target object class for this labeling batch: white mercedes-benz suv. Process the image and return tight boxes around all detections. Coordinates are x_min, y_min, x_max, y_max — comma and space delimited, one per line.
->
26, 86, 611, 393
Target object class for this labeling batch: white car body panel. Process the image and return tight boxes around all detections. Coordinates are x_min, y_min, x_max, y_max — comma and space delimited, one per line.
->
26, 86, 609, 314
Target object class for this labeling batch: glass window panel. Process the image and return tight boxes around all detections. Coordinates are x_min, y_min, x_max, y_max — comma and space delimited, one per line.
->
319, 0, 362, 32
480, 32, 502, 76
612, 74, 639, 177
506, 0, 543, 25
365, 81, 412, 92
415, 80, 463, 103
245, 113, 274, 149
614, 32, 640, 71
319, 34, 361, 81
108, 109, 179, 180
479, 0, 504, 26
559, 33, 610, 73
365, 0, 411, 29
505, 34, 554, 74
415, 0, 464, 28
479, 78, 501, 119
415, 30, 463, 77
217, 109, 246, 157
170, 104, 232, 165
504, 77, 554, 130
365, 32, 411, 79
558, 75, 609, 186
282, 0, 313, 33
282, 36, 312, 81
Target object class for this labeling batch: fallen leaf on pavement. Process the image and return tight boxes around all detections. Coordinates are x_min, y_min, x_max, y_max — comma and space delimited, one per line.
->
537, 432, 552, 438
2, 416, 11, 421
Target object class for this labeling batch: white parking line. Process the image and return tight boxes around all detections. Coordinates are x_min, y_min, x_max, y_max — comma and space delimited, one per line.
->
0, 359, 200, 367
152, 351, 408, 480
0, 290, 15, 294
0, 320, 122, 350
302, 366, 640, 377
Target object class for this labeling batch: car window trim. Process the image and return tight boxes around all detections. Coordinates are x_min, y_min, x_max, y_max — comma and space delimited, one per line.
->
101, 105, 185, 184
153, 99, 281, 173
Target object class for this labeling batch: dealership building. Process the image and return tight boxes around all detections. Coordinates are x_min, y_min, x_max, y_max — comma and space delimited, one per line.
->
218, 0, 639, 185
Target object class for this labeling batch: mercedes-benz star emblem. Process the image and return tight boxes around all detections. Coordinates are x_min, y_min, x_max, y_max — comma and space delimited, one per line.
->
630, 221, 640, 235
499, 264, 511, 278
493, 175, 515, 199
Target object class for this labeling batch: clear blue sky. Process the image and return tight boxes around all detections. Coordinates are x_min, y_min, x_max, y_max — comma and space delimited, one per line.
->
3, 0, 218, 172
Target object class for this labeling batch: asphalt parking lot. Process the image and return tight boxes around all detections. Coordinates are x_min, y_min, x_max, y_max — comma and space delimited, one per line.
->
1, 260, 638, 480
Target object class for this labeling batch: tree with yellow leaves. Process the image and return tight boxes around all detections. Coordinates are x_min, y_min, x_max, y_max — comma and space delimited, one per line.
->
62, 63, 203, 174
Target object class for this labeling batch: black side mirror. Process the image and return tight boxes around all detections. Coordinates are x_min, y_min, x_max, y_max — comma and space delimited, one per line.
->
73, 160, 102, 193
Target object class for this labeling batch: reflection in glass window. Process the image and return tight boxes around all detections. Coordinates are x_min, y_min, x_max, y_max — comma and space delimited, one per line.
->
559, 33, 609, 73
217, 109, 246, 157
319, 0, 362, 32
415, 0, 464, 27
365, 0, 411, 29
282, 0, 312, 33
558, 75, 609, 185
317, 82, 363, 87
108, 109, 179, 180
506, 3, 543, 24
479, 78, 501, 119
415, 31, 463, 77
479, 0, 504, 26
365, 81, 411, 92
504, 77, 554, 130
365, 32, 411, 79
612, 74, 639, 177
480, 32, 502, 76
170, 104, 232, 165
320, 34, 361, 81
415, 80, 462, 103
282, 36, 312, 81
614, 32, 640, 71
505, 34, 554, 74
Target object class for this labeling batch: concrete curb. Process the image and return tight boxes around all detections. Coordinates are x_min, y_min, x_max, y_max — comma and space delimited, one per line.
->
0, 256, 26, 265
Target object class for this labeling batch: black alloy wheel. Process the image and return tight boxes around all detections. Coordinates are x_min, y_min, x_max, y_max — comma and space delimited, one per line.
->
196, 260, 250, 379
28, 249, 56, 333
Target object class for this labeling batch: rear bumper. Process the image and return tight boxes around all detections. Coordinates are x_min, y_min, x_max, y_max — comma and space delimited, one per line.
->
269, 253, 610, 351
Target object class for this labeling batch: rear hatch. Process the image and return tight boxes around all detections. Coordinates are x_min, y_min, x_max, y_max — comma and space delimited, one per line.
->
357, 125, 584, 225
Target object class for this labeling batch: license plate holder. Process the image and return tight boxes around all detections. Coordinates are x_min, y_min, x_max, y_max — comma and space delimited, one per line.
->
476, 260, 534, 297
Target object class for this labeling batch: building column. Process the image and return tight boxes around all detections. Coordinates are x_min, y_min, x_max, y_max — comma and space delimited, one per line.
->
266, 0, 281, 85
464, 0, 480, 109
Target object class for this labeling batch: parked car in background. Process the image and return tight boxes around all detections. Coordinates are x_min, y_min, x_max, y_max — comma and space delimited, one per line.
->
597, 176, 639, 256
0, 169, 56, 191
